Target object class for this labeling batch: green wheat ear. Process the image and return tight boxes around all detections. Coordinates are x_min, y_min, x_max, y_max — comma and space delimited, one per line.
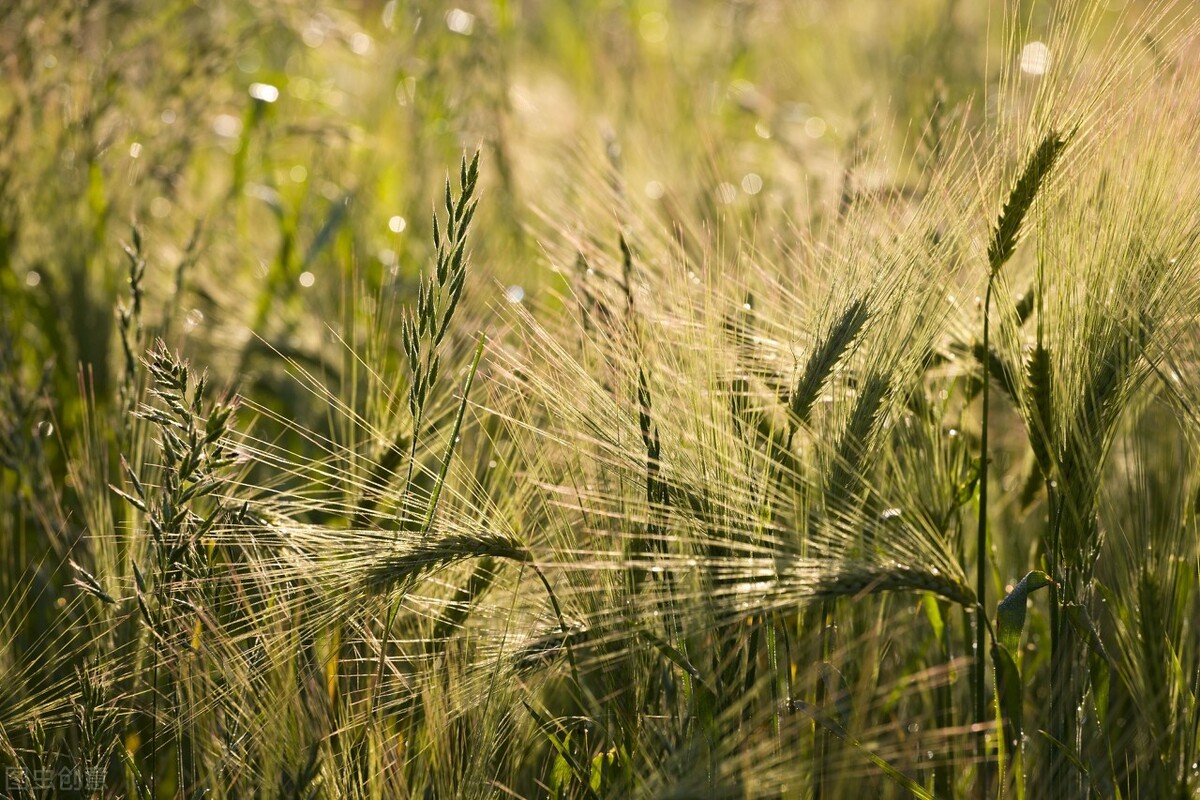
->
362, 532, 528, 596
988, 130, 1070, 275
811, 562, 976, 608
788, 297, 871, 427
1026, 343, 1055, 476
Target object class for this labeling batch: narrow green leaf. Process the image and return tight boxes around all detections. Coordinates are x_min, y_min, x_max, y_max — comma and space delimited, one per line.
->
991, 571, 1054, 767
992, 642, 1024, 752
1037, 728, 1088, 775
590, 749, 618, 793
922, 592, 945, 642
997, 570, 1053, 654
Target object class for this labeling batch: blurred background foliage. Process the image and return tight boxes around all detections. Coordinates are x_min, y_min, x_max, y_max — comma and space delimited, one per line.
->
0, 0, 1005, 565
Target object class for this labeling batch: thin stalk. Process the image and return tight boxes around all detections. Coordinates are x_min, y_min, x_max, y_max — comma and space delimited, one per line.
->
975, 278, 994, 799
371, 335, 486, 714
765, 619, 780, 742
420, 335, 486, 538
402, 403, 424, 504
531, 563, 582, 694
1046, 489, 1075, 797
150, 653, 158, 800
972, 125, 1063, 788
814, 600, 833, 800
933, 598, 956, 799
1046, 482, 1061, 656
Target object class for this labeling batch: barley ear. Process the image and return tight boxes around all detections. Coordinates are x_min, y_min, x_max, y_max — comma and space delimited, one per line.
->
788, 297, 870, 427
1026, 344, 1055, 476
363, 532, 529, 596
811, 563, 976, 609
988, 130, 1069, 275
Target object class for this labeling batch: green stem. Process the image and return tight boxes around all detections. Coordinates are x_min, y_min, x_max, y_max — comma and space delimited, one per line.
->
371, 334, 486, 714
934, 598, 956, 799
421, 335, 486, 536
814, 600, 833, 800
531, 563, 582, 694
402, 402, 424, 507
976, 278, 994, 798
150, 650, 158, 800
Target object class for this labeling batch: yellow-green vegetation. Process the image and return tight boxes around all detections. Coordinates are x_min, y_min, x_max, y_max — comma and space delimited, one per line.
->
3, 0, 1200, 797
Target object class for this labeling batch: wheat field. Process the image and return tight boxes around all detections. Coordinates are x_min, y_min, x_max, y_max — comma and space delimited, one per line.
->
2, 1, 1200, 797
